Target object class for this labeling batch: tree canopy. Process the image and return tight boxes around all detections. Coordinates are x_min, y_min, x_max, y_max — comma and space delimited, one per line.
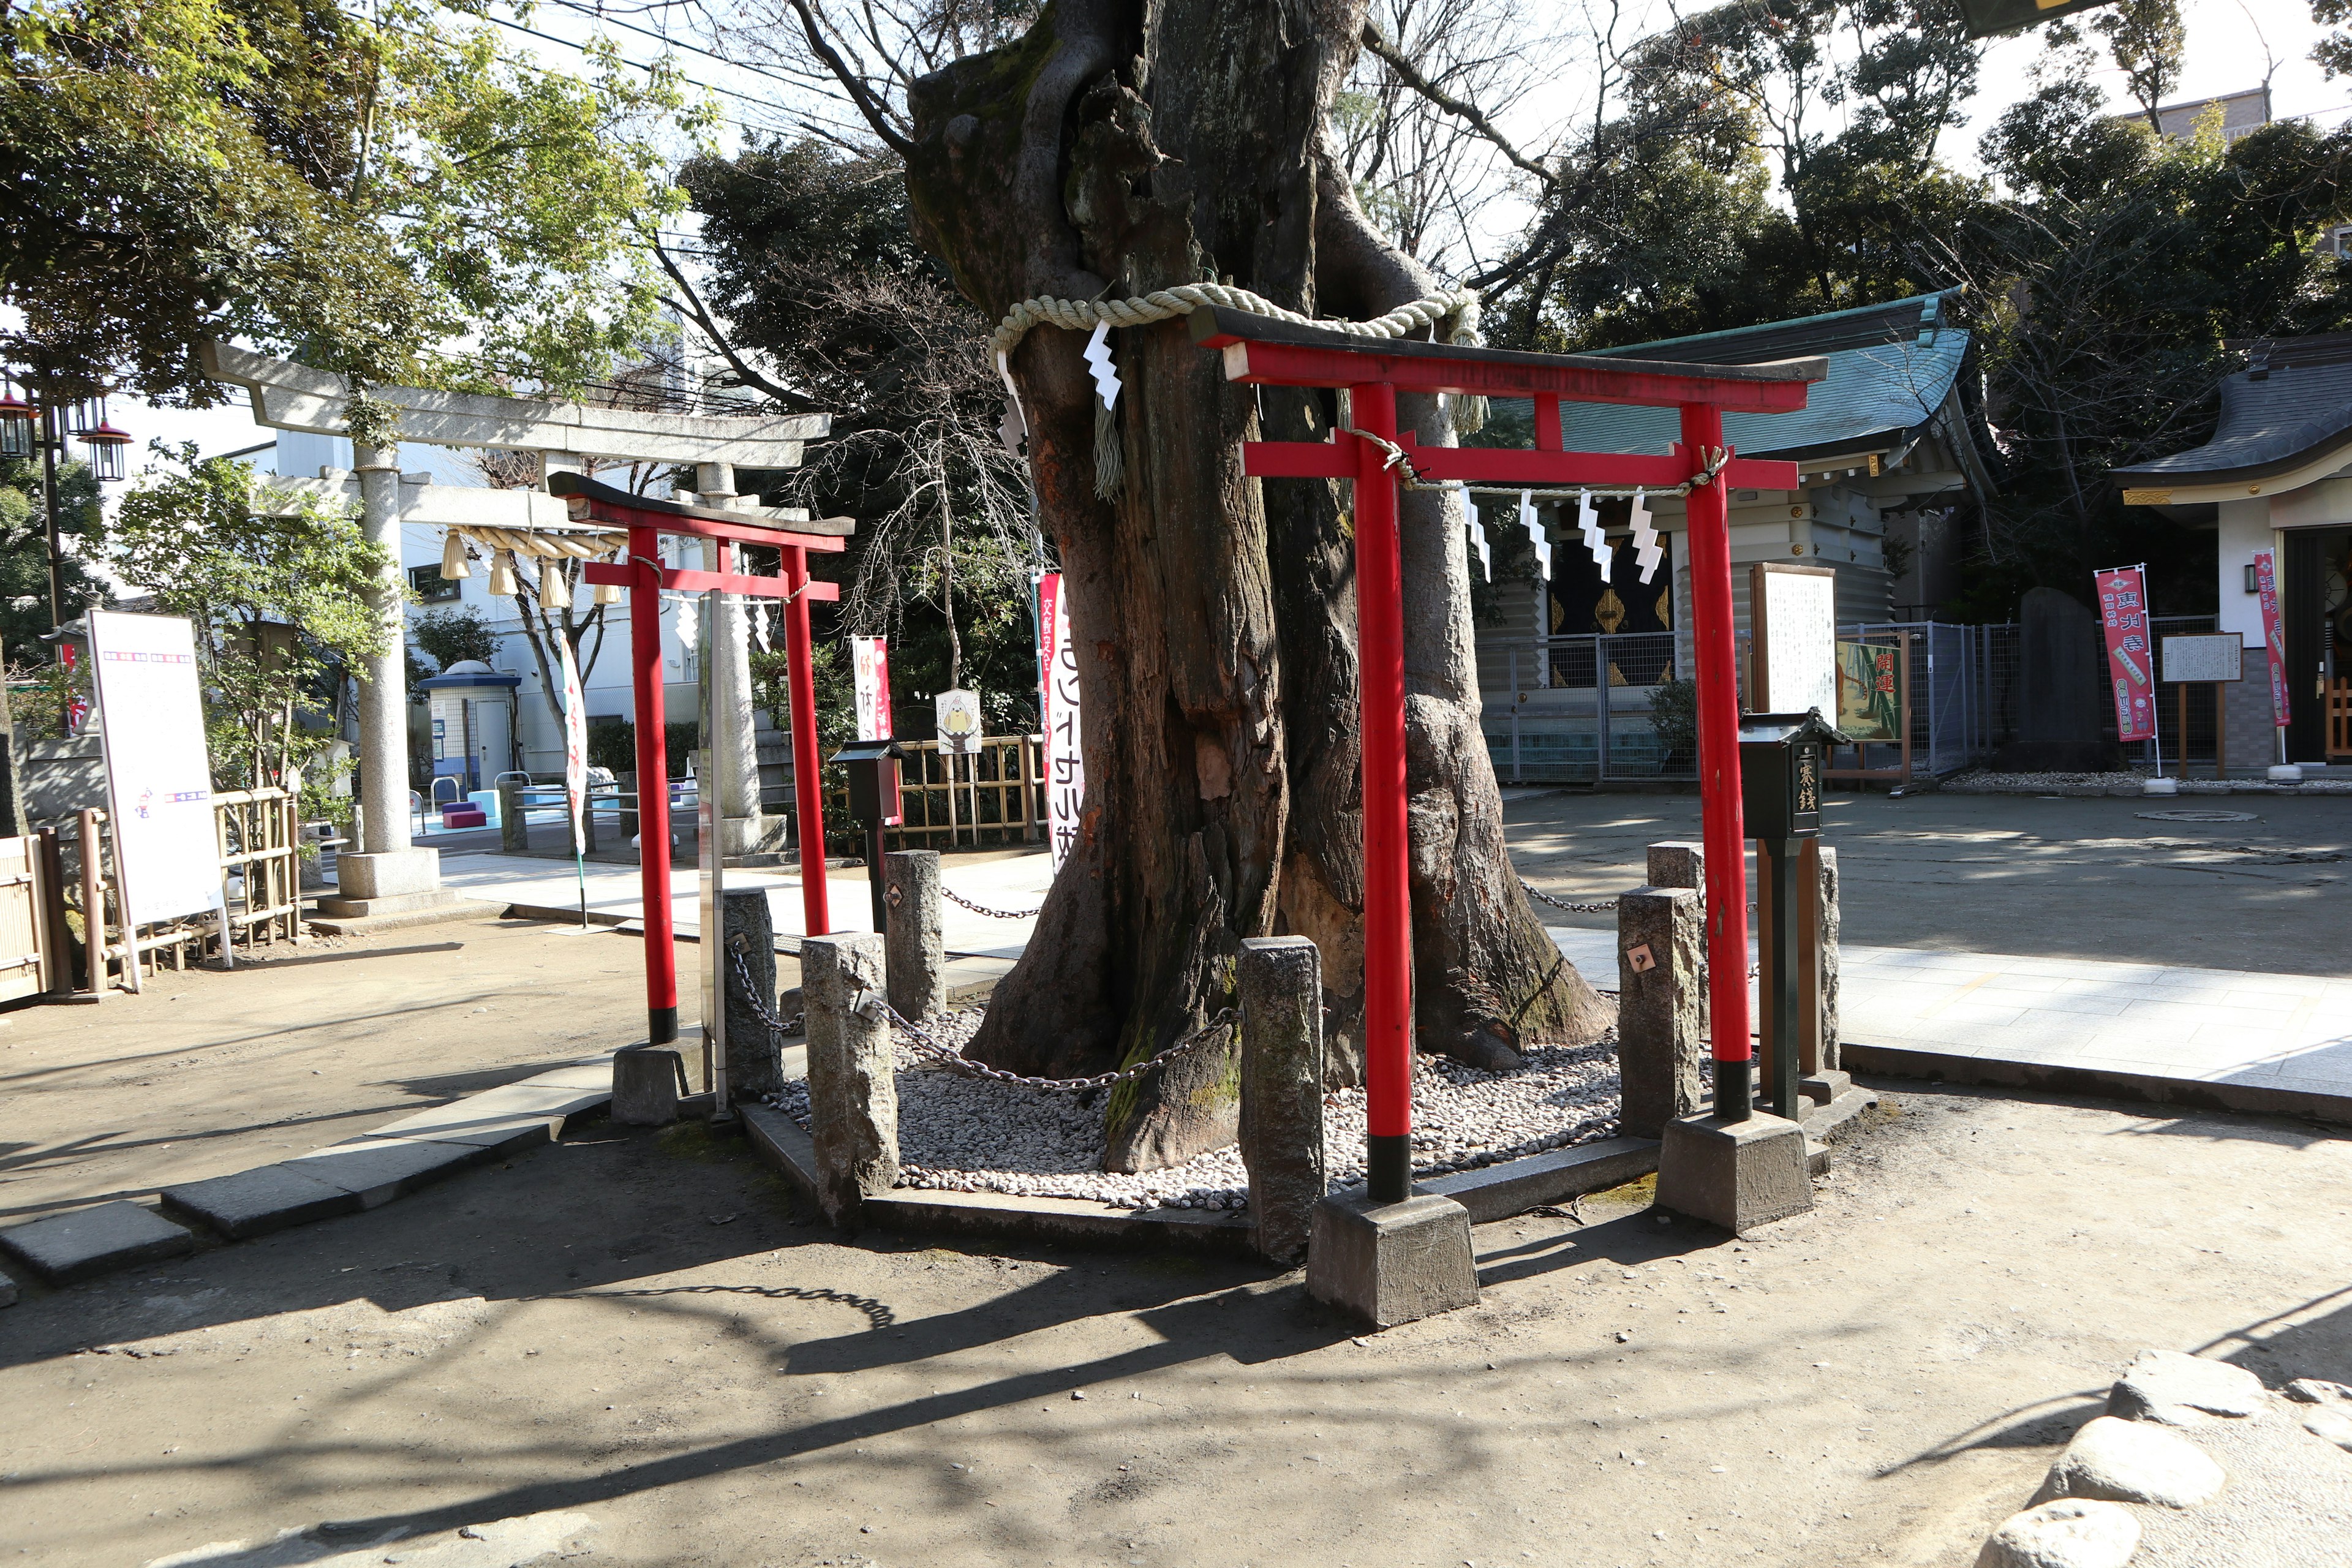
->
0, 0, 705, 401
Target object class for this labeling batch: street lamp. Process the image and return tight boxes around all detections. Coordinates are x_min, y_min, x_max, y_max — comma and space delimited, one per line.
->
74, 397, 132, 483
0, 379, 33, 459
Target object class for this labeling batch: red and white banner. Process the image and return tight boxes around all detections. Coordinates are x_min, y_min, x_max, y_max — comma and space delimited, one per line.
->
851, 636, 892, 740
2094, 565, 2156, 742
2252, 549, 2291, 729
559, 633, 588, 857
1038, 573, 1085, 870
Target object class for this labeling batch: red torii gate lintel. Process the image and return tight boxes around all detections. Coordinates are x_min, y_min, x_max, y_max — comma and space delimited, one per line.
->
551, 472, 851, 1047
1188, 306, 1827, 1203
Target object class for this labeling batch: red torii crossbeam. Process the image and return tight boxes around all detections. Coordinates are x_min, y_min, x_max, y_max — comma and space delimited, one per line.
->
552, 472, 851, 1046
1189, 306, 1825, 1201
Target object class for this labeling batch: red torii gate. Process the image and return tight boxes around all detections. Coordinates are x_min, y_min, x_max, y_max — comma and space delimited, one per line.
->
1188, 307, 1825, 1202
552, 473, 850, 1046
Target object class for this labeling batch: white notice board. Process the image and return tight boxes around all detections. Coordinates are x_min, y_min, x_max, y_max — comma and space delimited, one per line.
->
1752, 563, 1838, 718
2162, 632, 2243, 685
88, 611, 222, 927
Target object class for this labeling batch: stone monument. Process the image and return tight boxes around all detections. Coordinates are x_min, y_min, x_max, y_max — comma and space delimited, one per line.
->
1994, 587, 2120, 772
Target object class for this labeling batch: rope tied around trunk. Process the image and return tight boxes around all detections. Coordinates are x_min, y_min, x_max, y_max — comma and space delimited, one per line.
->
989, 281, 1487, 500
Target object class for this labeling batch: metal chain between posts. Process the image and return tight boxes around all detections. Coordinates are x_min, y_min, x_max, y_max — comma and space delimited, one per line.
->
728, 947, 1237, 1095
1517, 878, 1618, 914
941, 886, 1044, 921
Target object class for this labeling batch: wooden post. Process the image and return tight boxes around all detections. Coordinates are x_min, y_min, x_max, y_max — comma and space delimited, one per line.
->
2179, 684, 2189, 775
77, 809, 105, 998
108, 810, 143, 992
1754, 837, 1777, 1108
37, 825, 68, 997
2215, 680, 2226, 779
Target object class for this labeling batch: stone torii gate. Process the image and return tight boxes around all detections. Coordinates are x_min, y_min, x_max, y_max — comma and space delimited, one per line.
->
201, 343, 831, 919
1186, 307, 1820, 1306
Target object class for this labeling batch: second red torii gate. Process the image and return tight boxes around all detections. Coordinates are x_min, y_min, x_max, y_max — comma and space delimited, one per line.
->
1187, 306, 1826, 1202
553, 472, 851, 1047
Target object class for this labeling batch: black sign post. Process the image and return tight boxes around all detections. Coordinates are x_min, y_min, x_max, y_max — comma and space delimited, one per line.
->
1740, 710, 1845, 1120
832, 739, 905, 933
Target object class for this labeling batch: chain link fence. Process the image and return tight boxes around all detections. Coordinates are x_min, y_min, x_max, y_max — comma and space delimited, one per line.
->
1487, 631, 1691, 784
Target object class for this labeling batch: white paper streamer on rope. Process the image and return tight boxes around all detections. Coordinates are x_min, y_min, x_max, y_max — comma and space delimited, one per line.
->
1082, 320, 1121, 410
995, 350, 1028, 459
751, 600, 771, 655
1520, 490, 1551, 578
1468, 511, 1491, 580
1578, 489, 1609, 582
1629, 488, 1663, 582
674, 595, 698, 658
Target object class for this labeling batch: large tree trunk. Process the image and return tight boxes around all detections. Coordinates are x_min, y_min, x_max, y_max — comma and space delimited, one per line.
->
902, 0, 1607, 1172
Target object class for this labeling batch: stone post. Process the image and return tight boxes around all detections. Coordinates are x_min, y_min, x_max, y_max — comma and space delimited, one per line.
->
723, 887, 783, 1101
497, 780, 529, 853
695, 463, 771, 859
1645, 840, 1708, 1040
884, 850, 945, 1020
802, 932, 897, 1224
1238, 937, 1325, 1265
1616, 887, 1705, 1138
334, 444, 444, 910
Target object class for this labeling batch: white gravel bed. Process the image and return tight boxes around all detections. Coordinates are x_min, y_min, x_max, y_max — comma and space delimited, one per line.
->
772, 1012, 1620, 1213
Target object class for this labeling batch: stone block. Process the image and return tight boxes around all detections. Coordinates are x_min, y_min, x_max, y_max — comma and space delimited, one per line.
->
497, 782, 530, 852
1305, 1190, 1479, 1328
334, 846, 442, 902
2031, 1415, 2226, 1509
722, 888, 783, 1101
2106, 1348, 2267, 1424
884, 851, 946, 1021
0, 1273, 16, 1307
1800, 1070, 1852, 1107
1645, 840, 1705, 891
160, 1163, 358, 1240
1975, 1500, 2140, 1568
804, 932, 899, 1225
1655, 1111, 1812, 1234
286, 1137, 484, 1208
1644, 843, 1709, 1038
612, 1045, 687, 1125
1616, 887, 1704, 1139
1238, 937, 1325, 1265
0, 1200, 195, 1285
1996, 587, 2120, 772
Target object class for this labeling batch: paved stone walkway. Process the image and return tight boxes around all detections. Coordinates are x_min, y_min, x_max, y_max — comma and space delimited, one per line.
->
1545, 927, 2352, 1101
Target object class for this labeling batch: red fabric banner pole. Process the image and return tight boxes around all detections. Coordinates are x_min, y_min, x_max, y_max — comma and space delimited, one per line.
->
783, 544, 832, 938
628, 527, 679, 1045
1680, 403, 1754, 1118
1354, 382, 1414, 1201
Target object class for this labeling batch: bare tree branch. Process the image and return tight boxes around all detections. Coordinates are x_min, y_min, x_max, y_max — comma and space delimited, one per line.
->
780, 0, 914, 156
649, 236, 829, 413
1359, 17, 1558, 194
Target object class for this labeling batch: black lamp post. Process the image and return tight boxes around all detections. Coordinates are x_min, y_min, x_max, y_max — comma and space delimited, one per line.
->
0, 370, 131, 639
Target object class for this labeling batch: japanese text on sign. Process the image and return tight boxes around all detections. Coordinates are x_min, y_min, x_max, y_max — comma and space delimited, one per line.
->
1039, 573, 1085, 871
2253, 550, 2291, 729
2093, 565, 2155, 742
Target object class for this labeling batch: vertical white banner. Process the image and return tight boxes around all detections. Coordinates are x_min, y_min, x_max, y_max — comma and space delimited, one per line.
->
87, 611, 220, 927
559, 633, 589, 856
851, 635, 892, 740
1039, 573, 1085, 870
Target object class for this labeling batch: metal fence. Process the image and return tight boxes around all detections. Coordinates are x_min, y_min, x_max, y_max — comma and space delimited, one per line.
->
1837, 622, 1981, 778
1486, 632, 1692, 783
1966, 614, 2222, 767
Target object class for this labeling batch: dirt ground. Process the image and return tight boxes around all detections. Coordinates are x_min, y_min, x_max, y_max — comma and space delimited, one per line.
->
0, 919, 728, 1227
4, 1079, 2351, 1567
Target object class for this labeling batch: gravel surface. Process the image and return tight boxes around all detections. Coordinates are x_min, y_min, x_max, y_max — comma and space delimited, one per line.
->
773, 1012, 1621, 1212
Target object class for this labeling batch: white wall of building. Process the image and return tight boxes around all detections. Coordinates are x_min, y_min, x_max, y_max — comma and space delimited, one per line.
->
269, 431, 701, 778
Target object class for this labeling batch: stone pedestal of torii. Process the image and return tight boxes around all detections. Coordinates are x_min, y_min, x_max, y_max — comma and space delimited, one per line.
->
202, 342, 831, 916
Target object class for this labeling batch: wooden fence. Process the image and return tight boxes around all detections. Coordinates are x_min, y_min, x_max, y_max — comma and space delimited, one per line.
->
823, 735, 1046, 851
4, 786, 308, 1003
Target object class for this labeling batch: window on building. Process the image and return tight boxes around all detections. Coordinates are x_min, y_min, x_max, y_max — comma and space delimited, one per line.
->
410, 565, 461, 603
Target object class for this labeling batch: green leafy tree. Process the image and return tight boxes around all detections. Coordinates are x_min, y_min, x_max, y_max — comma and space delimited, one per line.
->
1, 0, 707, 403
0, 453, 108, 665
409, 605, 500, 673
99, 448, 391, 794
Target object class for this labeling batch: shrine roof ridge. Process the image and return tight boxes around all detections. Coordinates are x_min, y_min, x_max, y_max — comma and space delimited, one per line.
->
1186, 305, 1827, 390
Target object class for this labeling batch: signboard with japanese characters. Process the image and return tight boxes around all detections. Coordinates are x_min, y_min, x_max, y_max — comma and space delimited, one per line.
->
851, 636, 892, 741
87, 611, 222, 927
2094, 565, 2157, 742
1834, 641, 1901, 742
1038, 573, 1085, 871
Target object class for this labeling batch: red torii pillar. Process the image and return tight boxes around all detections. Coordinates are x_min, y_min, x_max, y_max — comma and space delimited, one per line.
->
554, 473, 850, 1046
1189, 307, 1823, 1200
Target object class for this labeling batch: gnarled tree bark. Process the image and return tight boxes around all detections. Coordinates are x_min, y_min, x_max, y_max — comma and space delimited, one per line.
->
892, 0, 1607, 1172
